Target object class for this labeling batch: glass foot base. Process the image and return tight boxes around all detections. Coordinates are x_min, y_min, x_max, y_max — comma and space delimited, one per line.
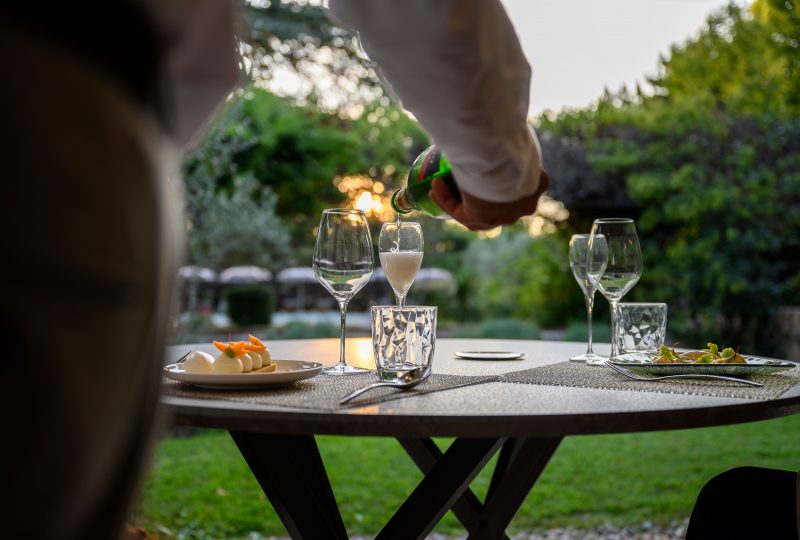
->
324, 364, 369, 375
570, 352, 607, 365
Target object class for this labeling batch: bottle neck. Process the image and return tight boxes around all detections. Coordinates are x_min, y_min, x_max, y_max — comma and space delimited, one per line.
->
391, 189, 414, 214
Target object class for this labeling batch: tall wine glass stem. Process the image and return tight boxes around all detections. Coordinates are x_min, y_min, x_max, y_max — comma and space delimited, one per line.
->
609, 299, 619, 359
396, 293, 405, 308
337, 300, 348, 368
585, 294, 595, 355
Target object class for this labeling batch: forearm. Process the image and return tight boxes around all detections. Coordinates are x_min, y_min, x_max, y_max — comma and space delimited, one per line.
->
329, 0, 542, 203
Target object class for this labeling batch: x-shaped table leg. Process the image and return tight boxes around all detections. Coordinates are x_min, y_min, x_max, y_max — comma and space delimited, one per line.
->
396, 436, 562, 539
377, 437, 506, 539
230, 431, 348, 539
231, 433, 560, 539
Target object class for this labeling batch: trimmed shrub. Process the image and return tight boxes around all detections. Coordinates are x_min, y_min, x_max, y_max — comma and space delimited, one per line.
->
226, 285, 274, 326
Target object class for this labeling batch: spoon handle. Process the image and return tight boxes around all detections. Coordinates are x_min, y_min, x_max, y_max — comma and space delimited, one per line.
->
340, 382, 394, 404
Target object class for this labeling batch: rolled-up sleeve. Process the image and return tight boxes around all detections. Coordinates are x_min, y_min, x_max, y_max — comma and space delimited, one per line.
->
329, 0, 542, 203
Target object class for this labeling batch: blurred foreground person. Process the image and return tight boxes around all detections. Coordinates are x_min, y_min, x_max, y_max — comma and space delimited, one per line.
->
0, 3, 237, 538
0, 0, 544, 537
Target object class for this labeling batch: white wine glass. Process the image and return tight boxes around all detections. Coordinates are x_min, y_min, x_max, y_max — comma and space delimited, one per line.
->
569, 234, 607, 364
313, 209, 374, 374
378, 221, 424, 307
587, 218, 643, 361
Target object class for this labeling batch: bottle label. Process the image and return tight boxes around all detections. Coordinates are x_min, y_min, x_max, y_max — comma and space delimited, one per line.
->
410, 146, 444, 186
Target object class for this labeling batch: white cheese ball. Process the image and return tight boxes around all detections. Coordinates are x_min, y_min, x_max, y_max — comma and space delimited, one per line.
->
251, 349, 271, 368
213, 352, 243, 373
250, 350, 263, 369
239, 352, 253, 373
182, 351, 214, 374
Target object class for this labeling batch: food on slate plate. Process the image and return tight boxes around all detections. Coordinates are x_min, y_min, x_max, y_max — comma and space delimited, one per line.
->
181, 337, 277, 374
652, 342, 746, 364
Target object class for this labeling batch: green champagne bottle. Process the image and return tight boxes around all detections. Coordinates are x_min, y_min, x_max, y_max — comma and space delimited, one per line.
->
391, 145, 462, 219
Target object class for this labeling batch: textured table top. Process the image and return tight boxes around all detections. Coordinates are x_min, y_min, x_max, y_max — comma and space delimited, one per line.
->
161, 338, 800, 437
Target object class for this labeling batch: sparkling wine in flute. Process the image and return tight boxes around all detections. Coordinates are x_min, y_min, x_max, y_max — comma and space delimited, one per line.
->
378, 221, 424, 307
379, 251, 424, 298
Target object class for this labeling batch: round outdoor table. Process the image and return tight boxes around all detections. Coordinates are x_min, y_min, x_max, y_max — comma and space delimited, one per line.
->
162, 338, 800, 539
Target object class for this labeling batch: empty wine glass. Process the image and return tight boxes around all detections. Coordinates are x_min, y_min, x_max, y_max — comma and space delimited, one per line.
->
587, 218, 643, 361
569, 234, 607, 364
378, 221, 424, 307
313, 209, 374, 374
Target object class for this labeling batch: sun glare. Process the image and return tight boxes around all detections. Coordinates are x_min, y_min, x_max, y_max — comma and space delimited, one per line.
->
335, 174, 396, 221
355, 191, 373, 212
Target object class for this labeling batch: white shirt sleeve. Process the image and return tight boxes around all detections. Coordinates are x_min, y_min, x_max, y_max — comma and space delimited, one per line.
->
136, 0, 240, 148
328, 0, 542, 203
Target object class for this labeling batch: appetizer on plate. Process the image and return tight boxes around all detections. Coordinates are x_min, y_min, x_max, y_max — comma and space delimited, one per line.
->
651, 342, 746, 364
182, 335, 277, 374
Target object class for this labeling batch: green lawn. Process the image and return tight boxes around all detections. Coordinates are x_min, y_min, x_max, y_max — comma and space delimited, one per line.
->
135, 415, 800, 539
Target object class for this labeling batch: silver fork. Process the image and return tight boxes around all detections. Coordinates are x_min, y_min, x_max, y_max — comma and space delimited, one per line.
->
604, 360, 763, 387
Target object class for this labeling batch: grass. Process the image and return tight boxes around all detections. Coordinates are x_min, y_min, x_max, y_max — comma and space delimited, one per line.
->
135, 415, 800, 539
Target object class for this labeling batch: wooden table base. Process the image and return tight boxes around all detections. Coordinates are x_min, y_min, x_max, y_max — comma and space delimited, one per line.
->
231, 431, 562, 539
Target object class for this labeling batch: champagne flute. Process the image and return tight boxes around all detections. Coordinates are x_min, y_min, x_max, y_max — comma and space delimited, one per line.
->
569, 234, 607, 364
587, 218, 643, 361
378, 221, 424, 307
313, 209, 374, 374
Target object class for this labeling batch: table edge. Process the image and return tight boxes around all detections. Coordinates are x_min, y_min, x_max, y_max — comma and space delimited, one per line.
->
161, 393, 800, 438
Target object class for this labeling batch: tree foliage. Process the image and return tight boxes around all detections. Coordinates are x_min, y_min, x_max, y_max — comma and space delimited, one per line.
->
458, 230, 585, 328
182, 87, 429, 267
238, 0, 384, 113
541, 1, 800, 351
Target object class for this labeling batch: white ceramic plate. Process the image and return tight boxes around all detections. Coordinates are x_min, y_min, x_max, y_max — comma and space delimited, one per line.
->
163, 359, 323, 389
454, 351, 524, 361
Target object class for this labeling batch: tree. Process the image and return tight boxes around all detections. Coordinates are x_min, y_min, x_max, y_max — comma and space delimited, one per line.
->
539, 2, 800, 352
238, 0, 384, 114
651, 1, 800, 117
182, 87, 430, 264
183, 101, 293, 270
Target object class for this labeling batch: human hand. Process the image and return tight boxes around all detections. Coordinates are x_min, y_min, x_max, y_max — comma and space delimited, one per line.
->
429, 169, 550, 230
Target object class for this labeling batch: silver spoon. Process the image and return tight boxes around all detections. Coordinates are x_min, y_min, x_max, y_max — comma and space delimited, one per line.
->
340, 369, 428, 404
604, 360, 763, 387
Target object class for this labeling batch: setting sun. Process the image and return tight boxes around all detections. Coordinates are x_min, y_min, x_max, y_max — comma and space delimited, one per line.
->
335, 174, 396, 221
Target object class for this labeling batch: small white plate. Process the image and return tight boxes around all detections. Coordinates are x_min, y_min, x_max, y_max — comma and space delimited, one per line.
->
163, 359, 323, 389
454, 351, 524, 361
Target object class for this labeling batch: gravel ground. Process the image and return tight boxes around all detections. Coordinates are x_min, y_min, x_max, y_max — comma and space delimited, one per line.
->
349, 520, 689, 540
